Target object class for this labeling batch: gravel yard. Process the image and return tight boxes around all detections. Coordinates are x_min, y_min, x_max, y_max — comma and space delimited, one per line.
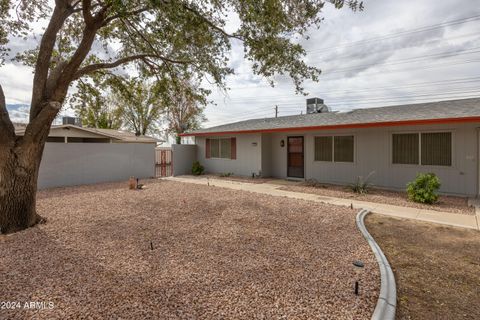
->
1, 180, 378, 319
279, 183, 474, 215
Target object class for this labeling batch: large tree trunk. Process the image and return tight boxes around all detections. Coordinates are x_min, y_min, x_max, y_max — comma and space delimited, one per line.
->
0, 142, 44, 234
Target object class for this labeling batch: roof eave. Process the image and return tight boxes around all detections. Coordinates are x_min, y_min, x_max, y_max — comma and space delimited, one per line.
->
181, 116, 480, 137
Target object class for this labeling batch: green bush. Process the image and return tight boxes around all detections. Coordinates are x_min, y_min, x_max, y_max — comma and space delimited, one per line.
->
219, 172, 233, 177
191, 161, 204, 176
406, 173, 441, 204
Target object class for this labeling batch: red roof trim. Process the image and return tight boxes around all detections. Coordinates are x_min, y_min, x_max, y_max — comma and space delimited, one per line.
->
180, 116, 480, 137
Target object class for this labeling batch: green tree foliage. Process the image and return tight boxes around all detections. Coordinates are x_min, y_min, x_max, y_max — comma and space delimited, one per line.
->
70, 72, 123, 129
163, 75, 207, 143
112, 77, 166, 136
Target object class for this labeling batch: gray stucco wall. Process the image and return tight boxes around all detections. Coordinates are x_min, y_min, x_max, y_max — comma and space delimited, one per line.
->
38, 143, 155, 189
261, 134, 272, 177
266, 122, 479, 196
195, 134, 262, 176
172, 144, 197, 176
194, 122, 479, 196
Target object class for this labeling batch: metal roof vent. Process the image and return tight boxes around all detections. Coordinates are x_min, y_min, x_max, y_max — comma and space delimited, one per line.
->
306, 97, 329, 114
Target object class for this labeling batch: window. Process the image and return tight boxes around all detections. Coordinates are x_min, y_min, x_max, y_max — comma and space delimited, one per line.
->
334, 136, 354, 162
314, 135, 354, 163
206, 138, 236, 159
210, 139, 220, 158
220, 138, 231, 159
421, 132, 452, 166
392, 133, 419, 165
314, 136, 332, 161
392, 132, 451, 166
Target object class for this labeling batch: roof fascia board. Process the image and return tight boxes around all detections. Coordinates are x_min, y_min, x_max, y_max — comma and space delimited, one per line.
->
181, 116, 480, 137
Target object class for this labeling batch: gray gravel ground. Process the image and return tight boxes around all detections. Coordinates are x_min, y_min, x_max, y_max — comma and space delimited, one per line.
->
1, 180, 379, 319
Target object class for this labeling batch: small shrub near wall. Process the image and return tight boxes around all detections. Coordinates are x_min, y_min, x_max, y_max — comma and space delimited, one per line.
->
192, 161, 204, 176
406, 173, 441, 204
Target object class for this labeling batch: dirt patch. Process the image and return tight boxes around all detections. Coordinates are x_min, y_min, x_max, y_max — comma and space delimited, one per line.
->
1, 180, 378, 319
366, 214, 480, 320
279, 183, 474, 215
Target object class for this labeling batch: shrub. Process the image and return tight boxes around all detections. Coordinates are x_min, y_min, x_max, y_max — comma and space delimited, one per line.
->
350, 171, 375, 194
219, 172, 233, 177
303, 179, 324, 188
406, 173, 441, 204
191, 161, 204, 176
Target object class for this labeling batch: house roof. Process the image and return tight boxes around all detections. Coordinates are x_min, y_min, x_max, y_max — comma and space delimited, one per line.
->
183, 97, 480, 136
87, 127, 161, 143
15, 124, 160, 143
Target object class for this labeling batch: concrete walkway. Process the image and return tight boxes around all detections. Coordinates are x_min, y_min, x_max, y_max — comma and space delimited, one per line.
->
164, 176, 480, 231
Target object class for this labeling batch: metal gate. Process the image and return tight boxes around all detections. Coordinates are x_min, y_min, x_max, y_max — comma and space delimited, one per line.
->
155, 147, 172, 177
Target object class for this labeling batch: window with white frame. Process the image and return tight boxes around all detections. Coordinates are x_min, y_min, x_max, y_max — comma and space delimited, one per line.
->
392, 132, 451, 166
314, 135, 354, 163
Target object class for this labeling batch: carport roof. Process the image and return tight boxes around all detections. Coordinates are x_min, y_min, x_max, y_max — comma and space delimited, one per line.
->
182, 97, 480, 136
15, 124, 161, 143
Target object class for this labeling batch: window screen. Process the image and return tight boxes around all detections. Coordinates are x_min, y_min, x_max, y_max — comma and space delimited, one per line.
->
314, 136, 333, 161
421, 132, 451, 166
220, 138, 231, 159
334, 136, 354, 162
210, 139, 220, 158
392, 133, 419, 164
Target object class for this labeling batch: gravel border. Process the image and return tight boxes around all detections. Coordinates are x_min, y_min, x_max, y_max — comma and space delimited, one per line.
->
356, 209, 396, 320
279, 184, 474, 215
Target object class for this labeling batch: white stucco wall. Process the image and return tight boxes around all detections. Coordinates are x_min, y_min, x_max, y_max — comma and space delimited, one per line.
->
38, 143, 155, 189
195, 134, 262, 176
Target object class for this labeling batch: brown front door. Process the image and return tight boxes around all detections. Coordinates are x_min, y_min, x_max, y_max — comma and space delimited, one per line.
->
287, 136, 304, 178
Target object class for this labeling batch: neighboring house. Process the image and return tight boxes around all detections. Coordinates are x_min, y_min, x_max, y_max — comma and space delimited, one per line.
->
15, 120, 160, 189
181, 97, 480, 196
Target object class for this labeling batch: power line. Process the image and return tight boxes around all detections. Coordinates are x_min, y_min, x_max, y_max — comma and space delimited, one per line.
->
214, 84, 480, 106
205, 93, 480, 127
229, 31, 480, 78
321, 47, 480, 74
225, 60, 480, 90
206, 90, 480, 125
218, 76, 480, 101
307, 32, 480, 61
306, 14, 480, 54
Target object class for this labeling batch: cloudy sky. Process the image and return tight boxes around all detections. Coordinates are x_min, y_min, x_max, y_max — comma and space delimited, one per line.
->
2, 0, 480, 127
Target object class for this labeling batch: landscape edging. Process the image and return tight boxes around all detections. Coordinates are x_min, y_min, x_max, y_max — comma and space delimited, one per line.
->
356, 209, 397, 320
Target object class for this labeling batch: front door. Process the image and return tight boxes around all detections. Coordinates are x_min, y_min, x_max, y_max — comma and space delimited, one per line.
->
287, 136, 304, 178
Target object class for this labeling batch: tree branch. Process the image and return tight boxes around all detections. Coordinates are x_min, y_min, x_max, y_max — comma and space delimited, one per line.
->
182, 4, 244, 41
0, 84, 16, 144
102, 6, 151, 26
82, 0, 93, 25
30, 2, 74, 120
22, 101, 62, 145
73, 55, 193, 79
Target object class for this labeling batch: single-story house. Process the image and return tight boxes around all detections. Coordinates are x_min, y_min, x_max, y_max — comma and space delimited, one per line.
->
15, 120, 160, 189
181, 97, 480, 196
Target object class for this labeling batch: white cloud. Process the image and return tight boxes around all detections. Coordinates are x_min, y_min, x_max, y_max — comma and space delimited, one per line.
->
1, 0, 479, 127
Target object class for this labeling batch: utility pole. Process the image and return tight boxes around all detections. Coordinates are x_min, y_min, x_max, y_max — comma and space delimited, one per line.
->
275, 105, 278, 118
